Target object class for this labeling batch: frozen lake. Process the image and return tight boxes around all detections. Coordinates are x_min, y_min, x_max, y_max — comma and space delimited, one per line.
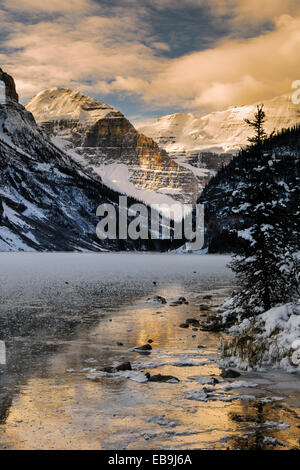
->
0, 253, 299, 449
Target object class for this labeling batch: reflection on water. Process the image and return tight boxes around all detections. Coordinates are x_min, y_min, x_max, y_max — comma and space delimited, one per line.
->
0, 254, 299, 450
227, 401, 300, 450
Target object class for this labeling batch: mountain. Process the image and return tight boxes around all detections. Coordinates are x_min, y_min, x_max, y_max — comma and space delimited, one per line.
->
137, 94, 300, 154
0, 68, 173, 252
26, 89, 199, 207
198, 126, 300, 253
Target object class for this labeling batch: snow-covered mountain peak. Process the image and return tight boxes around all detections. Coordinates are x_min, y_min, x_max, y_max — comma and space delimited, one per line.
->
138, 93, 300, 153
26, 88, 122, 124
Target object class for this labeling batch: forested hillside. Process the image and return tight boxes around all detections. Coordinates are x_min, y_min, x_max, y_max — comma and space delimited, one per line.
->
200, 125, 300, 253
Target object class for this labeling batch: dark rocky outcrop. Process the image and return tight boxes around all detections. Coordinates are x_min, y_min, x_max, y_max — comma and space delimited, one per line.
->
0, 68, 18, 102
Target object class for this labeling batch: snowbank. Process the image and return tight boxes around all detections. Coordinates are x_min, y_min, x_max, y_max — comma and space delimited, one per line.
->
219, 301, 300, 372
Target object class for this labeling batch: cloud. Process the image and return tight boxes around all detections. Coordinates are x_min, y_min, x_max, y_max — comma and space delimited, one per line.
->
1, 0, 300, 114
150, 0, 300, 24
210, 0, 300, 24
94, 14, 300, 111
0, 5, 166, 100
2, 0, 95, 14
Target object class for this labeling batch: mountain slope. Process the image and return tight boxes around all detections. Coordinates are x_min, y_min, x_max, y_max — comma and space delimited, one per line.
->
138, 94, 300, 154
198, 126, 300, 253
0, 69, 170, 251
26, 89, 199, 207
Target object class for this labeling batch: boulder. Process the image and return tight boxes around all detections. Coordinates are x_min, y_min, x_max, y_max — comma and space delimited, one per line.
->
186, 318, 200, 326
145, 373, 179, 383
101, 366, 115, 373
101, 361, 132, 373
170, 297, 189, 306
199, 304, 210, 311
115, 362, 132, 371
134, 344, 152, 351
220, 369, 241, 378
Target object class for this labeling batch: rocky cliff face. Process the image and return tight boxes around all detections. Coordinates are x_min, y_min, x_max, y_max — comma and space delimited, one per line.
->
0, 68, 18, 102
26, 89, 199, 207
0, 71, 173, 251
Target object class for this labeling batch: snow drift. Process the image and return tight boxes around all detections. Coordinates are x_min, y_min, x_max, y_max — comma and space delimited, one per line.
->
219, 301, 300, 372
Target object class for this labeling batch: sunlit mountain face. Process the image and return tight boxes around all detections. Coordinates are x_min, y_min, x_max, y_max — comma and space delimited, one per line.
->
26, 88, 199, 208
137, 94, 300, 154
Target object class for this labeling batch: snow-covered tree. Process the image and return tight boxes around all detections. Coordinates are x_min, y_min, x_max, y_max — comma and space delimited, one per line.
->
229, 109, 299, 315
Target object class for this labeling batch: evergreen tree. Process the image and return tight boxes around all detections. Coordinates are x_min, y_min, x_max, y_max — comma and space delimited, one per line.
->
244, 105, 267, 148
229, 109, 298, 315
285, 169, 300, 297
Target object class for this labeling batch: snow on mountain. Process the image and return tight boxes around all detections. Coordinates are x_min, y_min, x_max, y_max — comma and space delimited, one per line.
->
26, 88, 122, 124
26, 89, 199, 208
0, 69, 170, 252
137, 94, 300, 154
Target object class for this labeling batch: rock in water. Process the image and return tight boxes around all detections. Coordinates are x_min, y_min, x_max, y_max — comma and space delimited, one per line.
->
186, 318, 200, 326
170, 297, 189, 306
115, 362, 132, 371
134, 344, 152, 351
101, 366, 115, 373
220, 369, 241, 378
145, 373, 180, 383
101, 362, 132, 373
199, 304, 210, 311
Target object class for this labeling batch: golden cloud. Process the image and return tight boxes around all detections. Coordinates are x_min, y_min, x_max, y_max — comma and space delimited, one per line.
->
2, 0, 95, 13
1, 0, 299, 112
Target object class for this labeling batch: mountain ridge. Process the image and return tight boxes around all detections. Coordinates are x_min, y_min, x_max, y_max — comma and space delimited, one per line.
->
137, 93, 300, 154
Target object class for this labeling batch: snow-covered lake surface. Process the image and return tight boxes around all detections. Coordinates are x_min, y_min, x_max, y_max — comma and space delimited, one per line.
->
0, 253, 299, 450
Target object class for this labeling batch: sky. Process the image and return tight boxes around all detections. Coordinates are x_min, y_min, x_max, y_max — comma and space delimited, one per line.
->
0, 0, 300, 123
